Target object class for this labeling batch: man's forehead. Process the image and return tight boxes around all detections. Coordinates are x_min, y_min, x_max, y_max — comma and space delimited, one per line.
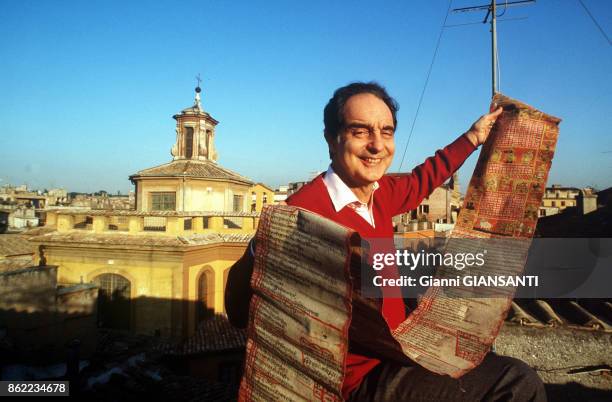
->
343, 93, 394, 126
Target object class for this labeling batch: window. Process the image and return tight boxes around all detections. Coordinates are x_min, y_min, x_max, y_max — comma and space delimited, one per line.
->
185, 127, 194, 158
263, 193, 268, 204
551, 201, 556, 207
561, 201, 565, 207
143, 216, 167, 231
93, 273, 131, 330
539, 209, 546, 217
151, 192, 176, 211
74, 215, 93, 229
109, 216, 129, 231
233, 195, 243, 212
197, 270, 214, 322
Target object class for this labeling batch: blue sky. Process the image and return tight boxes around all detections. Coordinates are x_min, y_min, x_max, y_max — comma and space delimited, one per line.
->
1, 0, 610, 193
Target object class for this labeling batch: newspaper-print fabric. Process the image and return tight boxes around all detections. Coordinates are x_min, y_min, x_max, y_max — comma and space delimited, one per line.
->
239, 206, 354, 402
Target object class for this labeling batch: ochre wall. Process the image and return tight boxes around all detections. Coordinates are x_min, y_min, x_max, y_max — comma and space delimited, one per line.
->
249, 184, 275, 213
40, 242, 246, 340
184, 244, 245, 335
542, 198, 576, 209
136, 178, 251, 212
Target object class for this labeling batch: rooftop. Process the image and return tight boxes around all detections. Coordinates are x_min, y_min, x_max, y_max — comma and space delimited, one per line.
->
536, 203, 612, 237
156, 314, 246, 356
28, 231, 253, 248
0, 234, 35, 257
129, 159, 253, 186
44, 209, 259, 217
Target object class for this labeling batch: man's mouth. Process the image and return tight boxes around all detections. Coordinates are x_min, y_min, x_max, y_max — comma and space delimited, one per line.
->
360, 157, 383, 166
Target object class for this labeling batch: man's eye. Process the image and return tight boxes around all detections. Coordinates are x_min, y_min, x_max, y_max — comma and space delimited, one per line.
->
351, 129, 369, 137
382, 130, 395, 138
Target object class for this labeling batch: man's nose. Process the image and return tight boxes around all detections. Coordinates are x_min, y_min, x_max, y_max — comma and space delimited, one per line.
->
367, 132, 385, 153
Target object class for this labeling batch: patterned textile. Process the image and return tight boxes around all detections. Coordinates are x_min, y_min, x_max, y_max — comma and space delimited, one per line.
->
386, 94, 562, 380
454, 93, 561, 239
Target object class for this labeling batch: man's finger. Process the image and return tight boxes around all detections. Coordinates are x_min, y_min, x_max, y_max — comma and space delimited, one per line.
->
491, 106, 503, 117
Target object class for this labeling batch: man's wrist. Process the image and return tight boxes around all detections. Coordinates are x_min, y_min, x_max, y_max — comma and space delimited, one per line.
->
464, 131, 479, 148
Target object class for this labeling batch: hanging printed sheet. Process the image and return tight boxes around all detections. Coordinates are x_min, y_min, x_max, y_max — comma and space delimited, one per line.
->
391, 93, 561, 376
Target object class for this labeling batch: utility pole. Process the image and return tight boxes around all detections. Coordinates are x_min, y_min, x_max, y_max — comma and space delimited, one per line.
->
452, 0, 535, 97
491, 0, 498, 96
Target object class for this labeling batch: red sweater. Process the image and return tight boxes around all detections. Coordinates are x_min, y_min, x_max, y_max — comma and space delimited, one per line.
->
286, 134, 476, 399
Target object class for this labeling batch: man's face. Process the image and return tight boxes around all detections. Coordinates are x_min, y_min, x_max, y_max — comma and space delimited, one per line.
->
329, 93, 395, 190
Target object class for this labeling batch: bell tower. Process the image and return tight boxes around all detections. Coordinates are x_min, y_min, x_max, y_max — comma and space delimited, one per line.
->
171, 78, 219, 162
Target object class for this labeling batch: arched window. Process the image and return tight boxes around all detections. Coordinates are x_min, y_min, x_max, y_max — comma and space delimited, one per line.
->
185, 127, 194, 158
93, 273, 131, 330
197, 269, 215, 322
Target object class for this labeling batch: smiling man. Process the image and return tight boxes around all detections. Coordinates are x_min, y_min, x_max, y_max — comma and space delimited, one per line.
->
326, 91, 396, 204
226, 82, 545, 401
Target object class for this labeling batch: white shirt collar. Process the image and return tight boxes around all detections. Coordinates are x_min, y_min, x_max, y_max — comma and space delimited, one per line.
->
322, 165, 379, 212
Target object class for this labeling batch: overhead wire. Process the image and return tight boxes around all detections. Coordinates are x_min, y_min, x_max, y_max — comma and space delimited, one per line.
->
496, 0, 509, 18
576, 0, 611, 46
398, 0, 453, 171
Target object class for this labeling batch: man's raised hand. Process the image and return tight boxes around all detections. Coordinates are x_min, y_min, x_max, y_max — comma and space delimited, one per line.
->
464, 105, 503, 147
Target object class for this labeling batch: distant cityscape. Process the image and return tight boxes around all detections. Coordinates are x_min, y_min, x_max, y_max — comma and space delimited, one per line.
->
1, 180, 608, 235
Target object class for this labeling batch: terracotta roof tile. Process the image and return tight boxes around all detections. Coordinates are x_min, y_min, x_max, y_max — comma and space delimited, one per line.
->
156, 315, 246, 355
28, 231, 253, 248
130, 159, 253, 185
0, 257, 36, 273
44, 209, 259, 217
0, 234, 35, 257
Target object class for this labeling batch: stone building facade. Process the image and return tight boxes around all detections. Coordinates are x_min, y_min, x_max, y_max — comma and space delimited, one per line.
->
392, 173, 461, 232
539, 184, 581, 217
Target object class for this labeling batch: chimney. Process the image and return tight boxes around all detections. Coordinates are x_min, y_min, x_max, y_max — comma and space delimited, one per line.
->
577, 189, 597, 215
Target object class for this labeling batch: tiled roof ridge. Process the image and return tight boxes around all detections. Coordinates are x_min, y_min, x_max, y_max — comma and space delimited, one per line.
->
44, 209, 260, 217
134, 160, 175, 175
28, 231, 253, 247
131, 159, 254, 185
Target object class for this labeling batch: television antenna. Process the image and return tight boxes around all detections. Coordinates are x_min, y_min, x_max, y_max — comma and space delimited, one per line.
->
452, 0, 535, 97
